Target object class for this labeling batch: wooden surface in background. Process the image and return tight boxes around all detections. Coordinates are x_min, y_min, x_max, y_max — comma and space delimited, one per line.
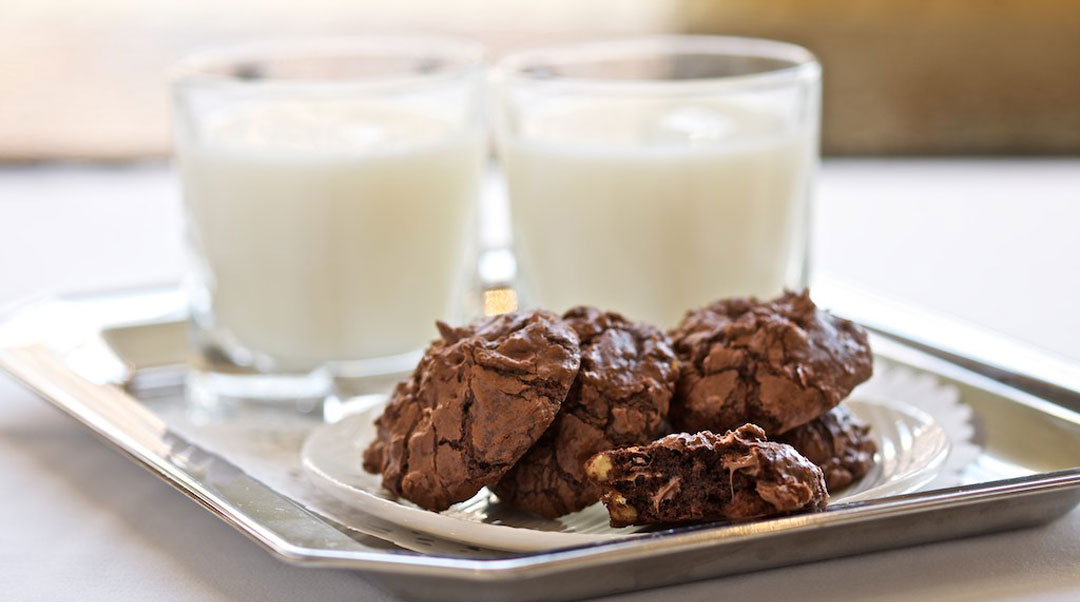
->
4, 1, 1078, 160
682, 0, 1080, 155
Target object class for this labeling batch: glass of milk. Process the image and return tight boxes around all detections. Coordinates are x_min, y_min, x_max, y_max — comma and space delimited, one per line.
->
172, 37, 485, 408
493, 36, 820, 328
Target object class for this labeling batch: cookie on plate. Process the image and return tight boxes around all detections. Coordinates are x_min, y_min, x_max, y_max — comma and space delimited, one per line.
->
778, 404, 876, 491
362, 310, 580, 512
670, 290, 872, 435
585, 424, 828, 527
493, 307, 679, 518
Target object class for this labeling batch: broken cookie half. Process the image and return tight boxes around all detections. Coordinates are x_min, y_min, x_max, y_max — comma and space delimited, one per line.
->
585, 424, 828, 527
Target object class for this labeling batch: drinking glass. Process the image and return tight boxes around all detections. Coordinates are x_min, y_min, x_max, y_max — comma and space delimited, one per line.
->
172, 37, 485, 408
493, 36, 820, 327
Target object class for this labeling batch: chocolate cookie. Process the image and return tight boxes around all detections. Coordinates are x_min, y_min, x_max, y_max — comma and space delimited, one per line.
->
362, 310, 580, 512
778, 405, 876, 491
585, 424, 827, 527
670, 290, 872, 435
492, 307, 679, 518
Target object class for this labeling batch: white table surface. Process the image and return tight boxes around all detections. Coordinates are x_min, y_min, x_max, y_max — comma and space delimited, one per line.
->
2, 159, 1079, 601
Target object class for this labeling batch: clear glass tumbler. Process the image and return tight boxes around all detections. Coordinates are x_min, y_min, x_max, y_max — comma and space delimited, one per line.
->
172, 37, 485, 408
493, 36, 820, 328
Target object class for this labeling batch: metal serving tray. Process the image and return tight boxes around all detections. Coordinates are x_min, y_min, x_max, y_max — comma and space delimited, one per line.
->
1, 285, 1078, 602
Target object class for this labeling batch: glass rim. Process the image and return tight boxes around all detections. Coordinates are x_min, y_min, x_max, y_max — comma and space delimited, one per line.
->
170, 35, 486, 92
492, 35, 820, 94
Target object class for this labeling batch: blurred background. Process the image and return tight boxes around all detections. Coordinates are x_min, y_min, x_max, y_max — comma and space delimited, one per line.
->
3, 0, 1079, 161
1, 0, 1078, 359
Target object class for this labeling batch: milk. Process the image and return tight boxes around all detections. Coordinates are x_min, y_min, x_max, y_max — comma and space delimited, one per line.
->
179, 102, 482, 371
501, 99, 813, 327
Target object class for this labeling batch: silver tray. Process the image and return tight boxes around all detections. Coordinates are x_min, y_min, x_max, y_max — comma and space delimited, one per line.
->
1, 285, 1078, 602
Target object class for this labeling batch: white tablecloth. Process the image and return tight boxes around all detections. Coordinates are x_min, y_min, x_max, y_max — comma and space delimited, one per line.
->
2, 160, 1079, 601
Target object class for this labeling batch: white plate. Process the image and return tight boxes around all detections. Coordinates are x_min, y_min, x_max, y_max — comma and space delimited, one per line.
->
301, 394, 952, 553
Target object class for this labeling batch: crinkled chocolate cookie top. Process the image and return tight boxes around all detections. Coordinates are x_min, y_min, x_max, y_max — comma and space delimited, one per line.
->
362, 310, 580, 511
670, 291, 872, 435
493, 306, 679, 518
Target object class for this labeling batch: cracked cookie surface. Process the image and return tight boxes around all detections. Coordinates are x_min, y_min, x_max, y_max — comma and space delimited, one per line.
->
586, 424, 827, 527
493, 307, 679, 518
362, 310, 580, 512
778, 404, 876, 491
670, 291, 872, 435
